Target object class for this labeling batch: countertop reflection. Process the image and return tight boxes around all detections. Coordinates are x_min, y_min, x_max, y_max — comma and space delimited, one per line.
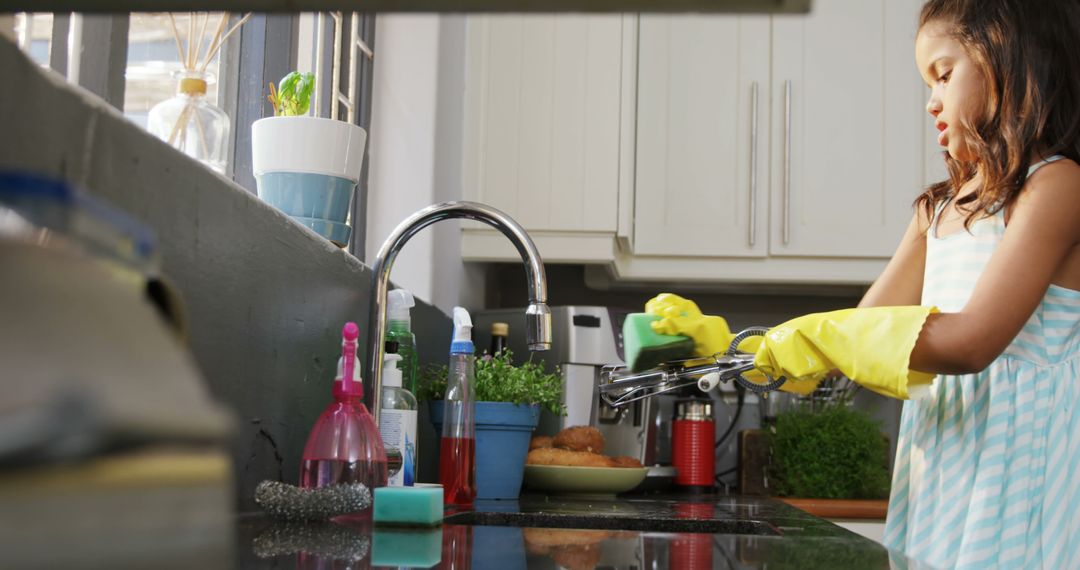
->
236, 494, 905, 569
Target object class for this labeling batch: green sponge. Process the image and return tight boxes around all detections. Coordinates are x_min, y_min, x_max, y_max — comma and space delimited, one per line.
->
373, 485, 443, 527
622, 313, 695, 372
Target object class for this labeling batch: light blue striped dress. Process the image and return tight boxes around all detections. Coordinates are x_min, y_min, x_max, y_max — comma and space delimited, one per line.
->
883, 157, 1080, 569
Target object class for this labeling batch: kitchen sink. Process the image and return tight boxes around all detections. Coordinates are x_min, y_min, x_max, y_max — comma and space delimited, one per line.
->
441, 511, 781, 535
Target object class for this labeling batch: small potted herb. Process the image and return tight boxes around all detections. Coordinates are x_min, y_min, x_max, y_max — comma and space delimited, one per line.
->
418, 349, 564, 499
251, 71, 367, 247
767, 392, 890, 500
266, 71, 315, 117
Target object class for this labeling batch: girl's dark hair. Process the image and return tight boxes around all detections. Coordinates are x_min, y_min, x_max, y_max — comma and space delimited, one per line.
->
917, 0, 1080, 228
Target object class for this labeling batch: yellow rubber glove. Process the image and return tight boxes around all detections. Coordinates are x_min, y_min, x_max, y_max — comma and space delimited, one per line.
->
753, 306, 939, 400
643, 293, 802, 392
645, 293, 752, 356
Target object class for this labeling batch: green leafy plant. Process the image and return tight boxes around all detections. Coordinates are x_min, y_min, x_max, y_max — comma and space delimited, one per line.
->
416, 349, 565, 416
767, 401, 890, 500
267, 71, 315, 117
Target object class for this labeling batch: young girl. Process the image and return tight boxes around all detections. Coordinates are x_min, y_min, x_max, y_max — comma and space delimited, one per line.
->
863, 1, 1080, 567
648, 2, 1079, 565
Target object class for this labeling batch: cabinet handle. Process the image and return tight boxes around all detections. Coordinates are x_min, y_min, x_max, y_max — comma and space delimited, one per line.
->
749, 81, 759, 247
783, 79, 792, 246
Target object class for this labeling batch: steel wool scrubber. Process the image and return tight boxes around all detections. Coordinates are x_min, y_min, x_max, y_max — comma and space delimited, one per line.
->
254, 480, 372, 521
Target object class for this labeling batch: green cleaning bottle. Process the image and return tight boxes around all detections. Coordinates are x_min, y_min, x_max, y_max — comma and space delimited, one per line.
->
386, 289, 418, 394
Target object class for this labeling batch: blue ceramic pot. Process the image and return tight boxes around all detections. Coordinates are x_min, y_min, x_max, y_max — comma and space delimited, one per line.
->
430, 401, 541, 500
255, 172, 354, 244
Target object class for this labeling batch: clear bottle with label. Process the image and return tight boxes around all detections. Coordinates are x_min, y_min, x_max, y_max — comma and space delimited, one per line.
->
379, 342, 418, 486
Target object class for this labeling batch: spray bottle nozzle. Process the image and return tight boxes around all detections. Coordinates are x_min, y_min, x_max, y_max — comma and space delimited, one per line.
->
450, 306, 474, 354
387, 289, 416, 323
337, 321, 363, 398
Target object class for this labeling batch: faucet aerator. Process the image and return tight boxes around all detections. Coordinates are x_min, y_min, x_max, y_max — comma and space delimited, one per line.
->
525, 302, 553, 351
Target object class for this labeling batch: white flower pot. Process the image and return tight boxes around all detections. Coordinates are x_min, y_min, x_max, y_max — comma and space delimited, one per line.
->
251, 116, 367, 246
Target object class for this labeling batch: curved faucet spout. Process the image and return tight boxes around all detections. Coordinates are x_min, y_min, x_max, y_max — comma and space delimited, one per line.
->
366, 201, 551, 424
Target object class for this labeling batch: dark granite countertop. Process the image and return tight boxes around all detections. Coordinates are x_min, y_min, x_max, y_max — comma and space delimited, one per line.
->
236, 493, 908, 569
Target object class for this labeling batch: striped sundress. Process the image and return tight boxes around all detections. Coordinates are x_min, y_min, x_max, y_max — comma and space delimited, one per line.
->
883, 156, 1080, 569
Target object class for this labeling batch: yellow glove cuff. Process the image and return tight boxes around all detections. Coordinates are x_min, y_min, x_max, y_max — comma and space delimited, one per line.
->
753, 306, 938, 400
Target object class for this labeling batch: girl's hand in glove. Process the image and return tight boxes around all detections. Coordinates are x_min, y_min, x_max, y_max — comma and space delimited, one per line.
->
752, 306, 939, 400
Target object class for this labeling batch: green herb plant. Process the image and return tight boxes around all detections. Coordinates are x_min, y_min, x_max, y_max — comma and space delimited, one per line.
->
767, 399, 890, 500
416, 349, 565, 416
267, 71, 315, 117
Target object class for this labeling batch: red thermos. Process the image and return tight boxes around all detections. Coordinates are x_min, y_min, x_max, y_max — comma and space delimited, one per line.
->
672, 398, 715, 491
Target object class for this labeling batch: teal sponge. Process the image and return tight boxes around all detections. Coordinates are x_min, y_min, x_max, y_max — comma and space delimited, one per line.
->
373, 485, 443, 527
622, 313, 695, 372
372, 527, 442, 567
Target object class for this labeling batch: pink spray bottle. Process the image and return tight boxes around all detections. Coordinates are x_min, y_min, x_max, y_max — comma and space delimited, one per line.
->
299, 322, 389, 519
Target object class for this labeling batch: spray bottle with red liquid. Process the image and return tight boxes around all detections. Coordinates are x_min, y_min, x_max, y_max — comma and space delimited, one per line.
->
439, 307, 477, 507
299, 322, 389, 519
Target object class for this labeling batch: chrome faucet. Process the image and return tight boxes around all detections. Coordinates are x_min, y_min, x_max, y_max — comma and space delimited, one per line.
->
365, 201, 552, 424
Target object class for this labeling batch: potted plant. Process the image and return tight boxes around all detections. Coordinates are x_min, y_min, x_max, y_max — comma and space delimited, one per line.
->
740, 378, 890, 521
251, 71, 367, 247
417, 349, 564, 500
767, 400, 890, 500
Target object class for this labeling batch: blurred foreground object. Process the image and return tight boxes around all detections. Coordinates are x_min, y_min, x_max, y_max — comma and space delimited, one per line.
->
0, 0, 811, 13
0, 171, 234, 570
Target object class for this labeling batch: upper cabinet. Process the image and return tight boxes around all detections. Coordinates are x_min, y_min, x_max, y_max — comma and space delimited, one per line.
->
461, 15, 627, 263
633, 15, 770, 258
461, 2, 931, 284
768, 0, 924, 258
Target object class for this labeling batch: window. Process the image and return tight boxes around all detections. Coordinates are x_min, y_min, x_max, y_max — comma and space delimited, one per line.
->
14, 13, 52, 67
11, 11, 376, 256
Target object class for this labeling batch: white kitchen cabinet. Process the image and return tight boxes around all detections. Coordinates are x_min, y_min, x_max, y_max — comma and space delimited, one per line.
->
633, 15, 771, 258
768, 0, 924, 257
632, 0, 925, 265
462, 3, 932, 284
460, 14, 628, 263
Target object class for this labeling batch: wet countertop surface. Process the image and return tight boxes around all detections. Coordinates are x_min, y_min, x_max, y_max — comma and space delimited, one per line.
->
237, 493, 907, 569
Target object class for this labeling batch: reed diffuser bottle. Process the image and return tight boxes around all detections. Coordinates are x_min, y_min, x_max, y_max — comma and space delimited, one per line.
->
148, 70, 229, 173
147, 12, 250, 174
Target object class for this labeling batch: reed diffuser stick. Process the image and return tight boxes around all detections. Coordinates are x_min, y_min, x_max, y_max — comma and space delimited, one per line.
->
167, 13, 185, 63
195, 13, 209, 66
200, 13, 251, 71
187, 15, 195, 69
201, 13, 230, 72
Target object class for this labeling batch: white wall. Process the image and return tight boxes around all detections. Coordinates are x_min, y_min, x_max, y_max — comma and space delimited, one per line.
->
366, 14, 486, 317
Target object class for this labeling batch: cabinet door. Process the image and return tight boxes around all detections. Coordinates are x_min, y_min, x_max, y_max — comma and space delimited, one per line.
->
633, 15, 771, 257
462, 15, 623, 232
770, 0, 925, 257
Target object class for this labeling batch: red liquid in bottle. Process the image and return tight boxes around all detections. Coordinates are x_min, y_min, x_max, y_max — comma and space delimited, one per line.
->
439, 436, 476, 506
441, 524, 473, 570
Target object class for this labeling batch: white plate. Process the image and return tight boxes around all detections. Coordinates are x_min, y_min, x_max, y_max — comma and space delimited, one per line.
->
523, 464, 649, 495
